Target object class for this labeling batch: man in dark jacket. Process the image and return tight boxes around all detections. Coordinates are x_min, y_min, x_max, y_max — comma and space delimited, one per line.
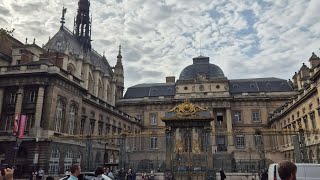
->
220, 169, 226, 180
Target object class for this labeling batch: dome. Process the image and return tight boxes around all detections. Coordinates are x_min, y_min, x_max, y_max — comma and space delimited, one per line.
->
179, 56, 225, 80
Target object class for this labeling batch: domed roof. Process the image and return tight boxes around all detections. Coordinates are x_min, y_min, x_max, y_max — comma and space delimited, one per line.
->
179, 56, 225, 80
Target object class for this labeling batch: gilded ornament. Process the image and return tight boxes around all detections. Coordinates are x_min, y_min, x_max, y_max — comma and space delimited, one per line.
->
169, 99, 208, 117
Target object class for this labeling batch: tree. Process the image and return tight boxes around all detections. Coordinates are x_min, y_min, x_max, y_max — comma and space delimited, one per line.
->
0, 28, 15, 39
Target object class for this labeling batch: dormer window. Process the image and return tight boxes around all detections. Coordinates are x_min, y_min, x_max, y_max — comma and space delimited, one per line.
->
233, 84, 239, 88
266, 83, 271, 87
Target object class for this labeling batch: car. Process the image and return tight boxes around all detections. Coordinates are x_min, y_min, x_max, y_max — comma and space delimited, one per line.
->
59, 172, 112, 180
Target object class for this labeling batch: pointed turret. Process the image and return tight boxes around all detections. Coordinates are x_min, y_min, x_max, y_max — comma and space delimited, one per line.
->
309, 52, 320, 69
74, 0, 91, 52
114, 45, 124, 99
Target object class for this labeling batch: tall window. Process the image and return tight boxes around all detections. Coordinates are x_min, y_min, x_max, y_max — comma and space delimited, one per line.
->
98, 122, 103, 136
150, 137, 158, 149
29, 91, 37, 103
150, 113, 157, 125
252, 111, 260, 122
234, 111, 242, 122
5, 114, 14, 131
254, 134, 262, 148
64, 150, 73, 172
310, 112, 316, 129
76, 152, 81, 165
49, 149, 60, 174
89, 120, 95, 135
55, 100, 65, 132
9, 92, 17, 104
105, 124, 110, 136
80, 118, 85, 136
25, 114, 35, 131
68, 105, 77, 135
236, 135, 245, 148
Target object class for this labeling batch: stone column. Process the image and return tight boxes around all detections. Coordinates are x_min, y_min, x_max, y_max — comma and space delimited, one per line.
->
14, 87, 24, 115
211, 121, 217, 153
34, 86, 45, 127
226, 108, 234, 152
165, 127, 172, 170
0, 88, 4, 118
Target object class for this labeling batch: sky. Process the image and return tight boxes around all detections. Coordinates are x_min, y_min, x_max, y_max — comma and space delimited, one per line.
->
0, 0, 320, 89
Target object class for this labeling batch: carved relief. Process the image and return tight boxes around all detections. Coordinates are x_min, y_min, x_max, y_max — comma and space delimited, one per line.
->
168, 99, 208, 117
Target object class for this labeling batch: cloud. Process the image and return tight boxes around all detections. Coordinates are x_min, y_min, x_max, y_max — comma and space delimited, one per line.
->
0, 0, 320, 89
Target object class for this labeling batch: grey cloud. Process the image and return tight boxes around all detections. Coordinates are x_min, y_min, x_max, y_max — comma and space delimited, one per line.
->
10, 2, 46, 15
0, 5, 10, 16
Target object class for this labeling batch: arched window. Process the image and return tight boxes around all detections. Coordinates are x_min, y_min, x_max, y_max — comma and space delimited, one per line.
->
107, 85, 111, 102
98, 80, 103, 99
68, 104, 77, 135
55, 100, 65, 132
49, 149, 60, 174
95, 152, 102, 167
64, 150, 73, 172
254, 130, 263, 148
88, 73, 94, 94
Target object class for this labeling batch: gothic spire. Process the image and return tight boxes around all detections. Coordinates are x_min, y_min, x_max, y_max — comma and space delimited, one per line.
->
117, 44, 122, 61
60, 7, 67, 29
74, 0, 91, 52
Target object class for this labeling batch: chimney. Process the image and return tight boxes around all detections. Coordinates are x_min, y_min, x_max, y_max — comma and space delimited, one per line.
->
166, 76, 175, 83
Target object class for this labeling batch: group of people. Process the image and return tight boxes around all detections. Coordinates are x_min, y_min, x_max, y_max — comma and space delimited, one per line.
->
0, 160, 298, 180
31, 168, 45, 180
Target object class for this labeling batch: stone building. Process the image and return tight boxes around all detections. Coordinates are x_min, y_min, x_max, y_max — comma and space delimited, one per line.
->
269, 53, 320, 163
0, 0, 141, 177
117, 56, 296, 172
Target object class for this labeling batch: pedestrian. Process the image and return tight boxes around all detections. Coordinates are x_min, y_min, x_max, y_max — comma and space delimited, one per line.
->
219, 169, 226, 180
119, 168, 125, 180
277, 160, 297, 180
93, 167, 104, 180
32, 170, 38, 180
107, 169, 114, 179
261, 169, 268, 180
126, 168, 134, 180
38, 168, 44, 180
67, 164, 81, 180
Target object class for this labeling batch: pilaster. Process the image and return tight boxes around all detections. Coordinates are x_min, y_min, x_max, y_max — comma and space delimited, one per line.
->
34, 86, 45, 127
226, 108, 234, 153
0, 88, 4, 118
14, 87, 24, 115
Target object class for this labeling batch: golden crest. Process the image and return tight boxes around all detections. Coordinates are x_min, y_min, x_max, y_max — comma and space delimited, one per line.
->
169, 99, 208, 117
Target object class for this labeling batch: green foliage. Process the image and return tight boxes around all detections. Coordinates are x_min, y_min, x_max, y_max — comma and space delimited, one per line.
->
0, 28, 15, 39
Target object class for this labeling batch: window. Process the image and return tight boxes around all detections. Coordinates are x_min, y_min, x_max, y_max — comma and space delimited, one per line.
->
64, 150, 73, 172
236, 135, 245, 148
68, 105, 77, 135
254, 134, 262, 148
55, 100, 65, 132
252, 111, 260, 122
25, 114, 35, 131
310, 103, 313, 110
89, 120, 95, 135
49, 149, 60, 174
234, 111, 241, 122
79, 118, 85, 136
16, 60, 21, 65
9, 92, 17, 104
29, 91, 37, 102
76, 152, 81, 165
303, 108, 306, 114
150, 113, 157, 125
82, 107, 86, 115
318, 98, 320, 106
5, 114, 14, 131
292, 115, 295, 121
105, 124, 110, 136
297, 111, 300, 118
98, 122, 103, 136
91, 111, 95, 119
150, 137, 158, 149
310, 112, 316, 129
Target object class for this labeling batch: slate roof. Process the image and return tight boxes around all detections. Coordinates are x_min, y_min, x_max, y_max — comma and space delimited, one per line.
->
43, 27, 113, 76
179, 56, 225, 80
124, 83, 176, 99
123, 77, 294, 99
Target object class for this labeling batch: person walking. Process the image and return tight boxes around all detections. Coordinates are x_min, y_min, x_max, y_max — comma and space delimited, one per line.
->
38, 168, 44, 180
93, 167, 104, 180
277, 161, 297, 180
67, 164, 81, 180
220, 169, 226, 180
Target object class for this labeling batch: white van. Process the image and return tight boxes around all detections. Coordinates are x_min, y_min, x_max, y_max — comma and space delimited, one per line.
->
268, 163, 320, 180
